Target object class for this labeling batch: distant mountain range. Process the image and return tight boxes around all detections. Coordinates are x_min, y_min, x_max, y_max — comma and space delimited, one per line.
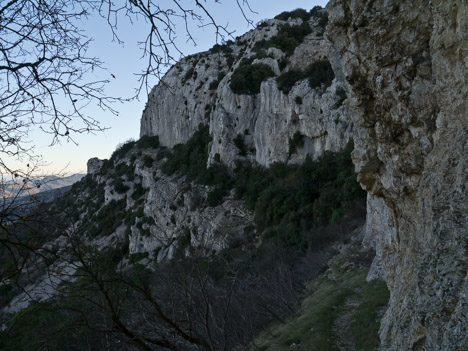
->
2, 174, 85, 199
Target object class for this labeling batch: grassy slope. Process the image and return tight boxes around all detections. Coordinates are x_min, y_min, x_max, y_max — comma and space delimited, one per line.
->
251, 242, 389, 351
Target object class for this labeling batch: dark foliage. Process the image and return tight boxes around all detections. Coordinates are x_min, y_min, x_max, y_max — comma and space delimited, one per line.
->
279, 57, 289, 71
162, 125, 212, 179
208, 72, 226, 90
111, 140, 137, 160
275, 8, 311, 21
233, 134, 247, 156
276, 69, 305, 93
0, 126, 367, 351
276, 59, 335, 94
334, 87, 347, 108
289, 132, 305, 156
210, 43, 233, 55
310, 6, 328, 34
113, 178, 130, 194
161, 125, 232, 206
143, 155, 154, 168
307, 59, 335, 89
207, 186, 228, 207
254, 22, 311, 56
131, 183, 146, 201
233, 142, 365, 247
88, 198, 127, 238
230, 63, 275, 95
137, 135, 160, 149
183, 67, 195, 83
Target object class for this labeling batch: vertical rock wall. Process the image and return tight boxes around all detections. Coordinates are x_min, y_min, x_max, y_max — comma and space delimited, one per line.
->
327, 0, 467, 349
140, 14, 353, 167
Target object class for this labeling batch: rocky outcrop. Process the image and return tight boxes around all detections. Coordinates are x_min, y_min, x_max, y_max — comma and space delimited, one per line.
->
87, 157, 104, 174
90, 151, 254, 263
141, 12, 353, 167
129, 156, 253, 261
327, 0, 467, 349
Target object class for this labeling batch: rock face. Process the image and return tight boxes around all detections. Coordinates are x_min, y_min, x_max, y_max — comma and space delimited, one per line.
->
87, 157, 104, 174
327, 0, 467, 350
139, 3, 467, 348
129, 156, 253, 261
140, 12, 353, 167
95, 152, 254, 263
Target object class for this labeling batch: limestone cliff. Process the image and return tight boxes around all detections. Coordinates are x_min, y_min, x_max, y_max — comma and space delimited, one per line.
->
3, 4, 466, 349
141, 3, 467, 349
327, 0, 467, 349
140, 10, 352, 167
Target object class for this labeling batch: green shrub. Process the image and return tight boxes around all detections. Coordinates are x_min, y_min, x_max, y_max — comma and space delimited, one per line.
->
275, 8, 310, 21
137, 135, 159, 149
88, 198, 127, 238
255, 22, 311, 56
306, 59, 335, 89
225, 53, 235, 67
310, 6, 328, 34
276, 59, 335, 93
288, 132, 305, 156
279, 58, 289, 71
276, 69, 304, 93
183, 68, 195, 83
0, 283, 12, 296
310, 5, 323, 17
208, 72, 226, 90
162, 126, 233, 205
111, 139, 136, 160
131, 183, 146, 201
113, 178, 129, 194
233, 134, 247, 156
0, 301, 90, 351
334, 87, 347, 108
162, 125, 212, 179
207, 186, 228, 207
210, 43, 233, 54
234, 142, 365, 244
143, 155, 154, 168
318, 13, 328, 30
209, 79, 219, 90
99, 158, 113, 175
114, 162, 132, 178
230, 63, 275, 95
254, 49, 274, 60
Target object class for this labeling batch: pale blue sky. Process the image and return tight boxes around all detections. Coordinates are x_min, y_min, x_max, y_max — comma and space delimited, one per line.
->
22, 0, 329, 175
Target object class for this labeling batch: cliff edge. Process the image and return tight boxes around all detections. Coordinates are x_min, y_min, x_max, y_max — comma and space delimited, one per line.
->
327, 0, 467, 349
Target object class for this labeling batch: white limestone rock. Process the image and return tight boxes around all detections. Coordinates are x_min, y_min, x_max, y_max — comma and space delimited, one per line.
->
140, 12, 353, 168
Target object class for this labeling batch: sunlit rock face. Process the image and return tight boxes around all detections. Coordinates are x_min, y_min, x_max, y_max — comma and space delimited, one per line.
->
140, 11, 353, 168
327, 0, 467, 349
